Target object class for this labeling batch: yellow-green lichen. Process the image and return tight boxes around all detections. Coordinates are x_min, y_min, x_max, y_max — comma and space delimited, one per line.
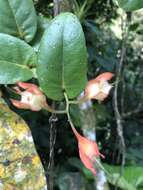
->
0, 99, 47, 190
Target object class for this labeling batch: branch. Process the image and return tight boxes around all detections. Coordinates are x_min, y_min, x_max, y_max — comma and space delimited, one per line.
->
47, 1, 61, 189
53, 0, 72, 16
53, 0, 60, 16
47, 104, 58, 190
122, 103, 142, 118
113, 14, 129, 176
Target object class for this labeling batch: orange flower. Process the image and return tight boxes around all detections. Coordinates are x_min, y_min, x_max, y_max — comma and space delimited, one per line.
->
11, 82, 47, 111
84, 72, 114, 101
71, 126, 104, 175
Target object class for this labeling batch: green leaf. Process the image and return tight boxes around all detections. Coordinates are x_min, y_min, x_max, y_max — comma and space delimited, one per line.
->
37, 12, 87, 101
123, 166, 143, 187
116, 0, 143, 11
0, 0, 37, 42
0, 33, 36, 84
70, 105, 81, 127
104, 164, 143, 189
0, 61, 33, 84
107, 173, 137, 190
68, 157, 94, 180
0, 33, 37, 67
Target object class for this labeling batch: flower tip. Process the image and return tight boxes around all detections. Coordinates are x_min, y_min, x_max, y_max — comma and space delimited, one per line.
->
17, 81, 33, 89
16, 81, 21, 85
10, 99, 29, 109
10, 99, 18, 106
84, 72, 114, 100
95, 72, 114, 82
100, 153, 105, 159
16, 81, 26, 88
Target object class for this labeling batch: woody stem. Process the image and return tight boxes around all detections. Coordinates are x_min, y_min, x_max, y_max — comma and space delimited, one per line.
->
64, 92, 75, 130
44, 103, 66, 114
68, 95, 88, 105
94, 157, 111, 177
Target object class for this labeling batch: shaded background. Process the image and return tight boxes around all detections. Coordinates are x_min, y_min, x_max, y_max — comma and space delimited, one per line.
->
9, 0, 143, 189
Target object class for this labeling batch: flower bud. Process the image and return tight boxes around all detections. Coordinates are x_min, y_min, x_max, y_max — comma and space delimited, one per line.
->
71, 126, 104, 175
84, 72, 114, 101
11, 82, 47, 111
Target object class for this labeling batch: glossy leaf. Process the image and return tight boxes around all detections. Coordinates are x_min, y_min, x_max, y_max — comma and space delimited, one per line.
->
0, 33, 37, 67
0, 0, 37, 42
107, 173, 137, 190
116, 0, 143, 11
104, 164, 143, 188
0, 33, 36, 84
0, 61, 33, 84
0, 98, 47, 189
37, 12, 87, 100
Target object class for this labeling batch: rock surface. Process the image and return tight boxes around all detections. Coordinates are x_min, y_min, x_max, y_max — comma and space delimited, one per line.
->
0, 99, 47, 190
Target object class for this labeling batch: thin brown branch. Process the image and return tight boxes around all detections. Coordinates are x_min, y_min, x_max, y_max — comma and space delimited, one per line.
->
113, 14, 129, 176
47, 2, 61, 189
53, 0, 72, 16
47, 108, 58, 190
121, 77, 126, 114
122, 103, 142, 118
53, 0, 61, 16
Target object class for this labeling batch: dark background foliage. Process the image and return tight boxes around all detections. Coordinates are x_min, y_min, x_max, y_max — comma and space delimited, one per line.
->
8, 0, 143, 189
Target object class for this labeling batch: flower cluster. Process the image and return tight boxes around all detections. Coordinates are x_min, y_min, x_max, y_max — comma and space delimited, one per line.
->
11, 72, 113, 175
11, 72, 113, 111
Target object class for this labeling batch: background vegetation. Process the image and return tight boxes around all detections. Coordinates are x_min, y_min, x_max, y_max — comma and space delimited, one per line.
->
2, 0, 143, 189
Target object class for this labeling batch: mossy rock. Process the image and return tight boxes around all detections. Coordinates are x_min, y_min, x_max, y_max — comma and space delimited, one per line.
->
0, 98, 47, 190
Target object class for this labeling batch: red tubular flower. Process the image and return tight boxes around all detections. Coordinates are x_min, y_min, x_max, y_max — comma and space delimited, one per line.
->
71, 126, 104, 176
11, 82, 47, 111
84, 72, 114, 101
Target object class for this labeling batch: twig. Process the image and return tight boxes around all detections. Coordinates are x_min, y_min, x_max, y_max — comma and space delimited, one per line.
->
122, 103, 142, 118
44, 103, 66, 114
47, 104, 58, 190
121, 77, 126, 114
53, 0, 59, 16
53, 0, 61, 16
47, 1, 61, 189
113, 14, 128, 177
